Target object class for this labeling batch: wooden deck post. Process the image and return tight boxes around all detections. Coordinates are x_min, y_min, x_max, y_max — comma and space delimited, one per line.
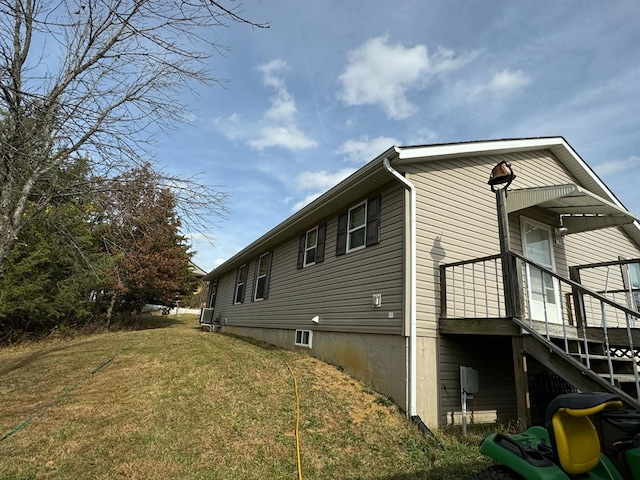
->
512, 335, 531, 431
495, 188, 516, 318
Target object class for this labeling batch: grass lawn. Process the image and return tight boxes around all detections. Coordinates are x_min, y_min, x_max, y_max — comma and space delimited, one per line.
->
0, 314, 493, 479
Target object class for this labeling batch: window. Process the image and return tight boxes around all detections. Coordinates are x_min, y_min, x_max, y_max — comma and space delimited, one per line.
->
620, 257, 640, 312
305, 227, 318, 265
234, 264, 247, 304
630, 263, 640, 310
294, 329, 313, 348
253, 252, 272, 301
297, 224, 326, 269
336, 194, 381, 256
208, 279, 218, 308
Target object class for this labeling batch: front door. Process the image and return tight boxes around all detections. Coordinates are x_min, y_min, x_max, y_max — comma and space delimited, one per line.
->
521, 218, 562, 324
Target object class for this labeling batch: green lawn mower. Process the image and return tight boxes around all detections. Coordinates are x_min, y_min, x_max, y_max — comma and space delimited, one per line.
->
476, 392, 640, 479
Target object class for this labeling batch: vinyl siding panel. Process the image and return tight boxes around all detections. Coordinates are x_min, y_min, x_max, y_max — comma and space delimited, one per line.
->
210, 183, 406, 335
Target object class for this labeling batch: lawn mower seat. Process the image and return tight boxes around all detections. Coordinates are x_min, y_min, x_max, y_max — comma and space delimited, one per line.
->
546, 392, 623, 475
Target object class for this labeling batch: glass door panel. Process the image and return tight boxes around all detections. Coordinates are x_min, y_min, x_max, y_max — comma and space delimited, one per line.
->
522, 219, 562, 324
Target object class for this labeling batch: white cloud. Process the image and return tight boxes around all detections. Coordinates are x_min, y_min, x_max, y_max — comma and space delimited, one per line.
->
215, 61, 317, 151
265, 88, 297, 123
459, 69, 531, 100
292, 168, 357, 211
296, 168, 357, 190
337, 36, 475, 120
595, 156, 640, 176
258, 59, 289, 89
212, 258, 227, 268
337, 136, 399, 162
410, 128, 439, 145
249, 60, 317, 151
292, 192, 323, 212
249, 125, 318, 150
213, 113, 244, 140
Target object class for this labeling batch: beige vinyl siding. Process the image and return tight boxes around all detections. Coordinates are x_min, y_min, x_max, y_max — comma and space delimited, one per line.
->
210, 183, 406, 335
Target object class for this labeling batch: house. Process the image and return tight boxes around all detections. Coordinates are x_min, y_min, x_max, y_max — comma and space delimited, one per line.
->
201, 137, 640, 429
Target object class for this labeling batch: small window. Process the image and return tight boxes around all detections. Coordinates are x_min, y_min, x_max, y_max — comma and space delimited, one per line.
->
294, 329, 313, 348
347, 201, 367, 252
304, 227, 318, 266
234, 264, 247, 304
253, 252, 271, 301
297, 224, 326, 269
336, 195, 381, 256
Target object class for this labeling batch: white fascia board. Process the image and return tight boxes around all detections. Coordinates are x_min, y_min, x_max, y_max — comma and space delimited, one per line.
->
395, 137, 566, 161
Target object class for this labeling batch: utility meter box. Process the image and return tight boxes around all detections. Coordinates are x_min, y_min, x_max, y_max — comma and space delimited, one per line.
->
460, 366, 479, 395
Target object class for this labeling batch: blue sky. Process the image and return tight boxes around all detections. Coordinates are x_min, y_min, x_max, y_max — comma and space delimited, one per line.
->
155, 1, 640, 271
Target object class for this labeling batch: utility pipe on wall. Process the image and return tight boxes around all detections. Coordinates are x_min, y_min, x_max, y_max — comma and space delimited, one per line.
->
383, 156, 417, 417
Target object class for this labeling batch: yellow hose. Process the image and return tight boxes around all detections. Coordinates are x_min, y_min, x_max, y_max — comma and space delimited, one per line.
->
279, 354, 303, 480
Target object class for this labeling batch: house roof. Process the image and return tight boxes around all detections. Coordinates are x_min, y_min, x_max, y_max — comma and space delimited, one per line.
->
189, 262, 207, 278
203, 137, 640, 280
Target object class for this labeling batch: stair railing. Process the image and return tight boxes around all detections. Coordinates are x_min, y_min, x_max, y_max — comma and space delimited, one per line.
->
440, 252, 640, 400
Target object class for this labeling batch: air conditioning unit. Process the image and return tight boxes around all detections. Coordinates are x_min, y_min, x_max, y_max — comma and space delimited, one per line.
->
200, 307, 215, 324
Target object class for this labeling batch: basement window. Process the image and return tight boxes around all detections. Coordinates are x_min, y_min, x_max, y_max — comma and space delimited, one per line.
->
294, 329, 313, 348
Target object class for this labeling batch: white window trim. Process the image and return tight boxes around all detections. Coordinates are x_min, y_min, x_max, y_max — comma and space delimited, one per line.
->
304, 226, 318, 267
346, 201, 367, 253
253, 252, 270, 301
294, 329, 313, 348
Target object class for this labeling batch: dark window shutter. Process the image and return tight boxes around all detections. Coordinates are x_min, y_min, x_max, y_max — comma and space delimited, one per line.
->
366, 194, 381, 247
297, 234, 305, 269
316, 223, 327, 263
336, 212, 348, 256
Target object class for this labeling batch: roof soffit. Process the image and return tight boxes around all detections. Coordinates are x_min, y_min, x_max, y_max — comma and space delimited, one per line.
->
506, 184, 640, 234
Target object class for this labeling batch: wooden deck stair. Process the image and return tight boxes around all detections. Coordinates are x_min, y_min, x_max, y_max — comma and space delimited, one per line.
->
515, 317, 640, 409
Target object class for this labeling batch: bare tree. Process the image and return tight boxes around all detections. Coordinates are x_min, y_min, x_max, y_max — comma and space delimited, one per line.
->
0, 0, 265, 276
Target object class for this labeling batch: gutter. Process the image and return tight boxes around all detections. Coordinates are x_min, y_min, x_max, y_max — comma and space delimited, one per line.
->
383, 155, 417, 417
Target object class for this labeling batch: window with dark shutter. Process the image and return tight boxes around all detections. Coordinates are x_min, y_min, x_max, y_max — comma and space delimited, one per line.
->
298, 224, 327, 268
336, 194, 381, 256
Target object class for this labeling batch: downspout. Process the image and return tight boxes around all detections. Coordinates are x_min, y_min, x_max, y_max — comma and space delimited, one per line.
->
383, 156, 417, 417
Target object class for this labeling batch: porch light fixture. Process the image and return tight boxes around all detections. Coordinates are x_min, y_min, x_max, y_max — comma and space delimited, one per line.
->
488, 161, 516, 192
